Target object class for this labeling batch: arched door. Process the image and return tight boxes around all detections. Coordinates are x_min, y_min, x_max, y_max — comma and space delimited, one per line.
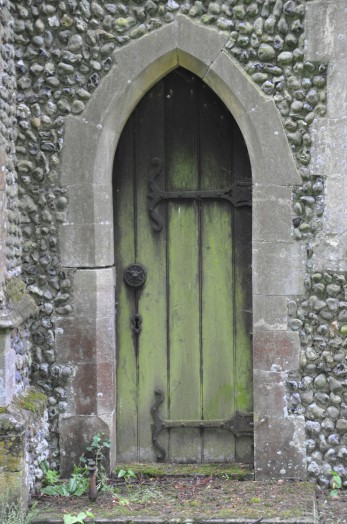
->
113, 68, 252, 464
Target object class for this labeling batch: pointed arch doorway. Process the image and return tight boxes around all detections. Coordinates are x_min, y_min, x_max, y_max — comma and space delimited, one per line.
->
113, 67, 252, 464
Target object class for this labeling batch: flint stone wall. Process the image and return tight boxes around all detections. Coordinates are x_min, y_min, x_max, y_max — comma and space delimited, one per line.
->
2, 0, 346, 492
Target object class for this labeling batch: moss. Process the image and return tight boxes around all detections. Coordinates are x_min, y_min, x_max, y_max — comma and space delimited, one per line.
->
0, 438, 22, 471
14, 388, 47, 416
114, 462, 254, 480
4, 277, 26, 304
0, 407, 8, 414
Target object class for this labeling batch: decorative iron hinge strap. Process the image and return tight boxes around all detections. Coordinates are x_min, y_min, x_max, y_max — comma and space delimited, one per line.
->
151, 389, 253, 462
148, 158, 252, 232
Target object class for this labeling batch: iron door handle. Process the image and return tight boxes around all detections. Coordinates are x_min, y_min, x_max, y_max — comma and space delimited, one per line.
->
123, 263, 147, 338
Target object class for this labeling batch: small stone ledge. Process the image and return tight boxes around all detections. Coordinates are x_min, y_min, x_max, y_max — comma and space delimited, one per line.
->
0, 293, 38, 330
0, 388, 47, 434
0, 278, 39, 330
0, 388, 47, 506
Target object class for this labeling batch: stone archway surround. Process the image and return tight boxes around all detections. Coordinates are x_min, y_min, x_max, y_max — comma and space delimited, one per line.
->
58, 15, 306, 479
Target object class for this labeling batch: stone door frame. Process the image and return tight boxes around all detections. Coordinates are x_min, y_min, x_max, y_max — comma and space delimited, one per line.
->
58, 15, 306, 479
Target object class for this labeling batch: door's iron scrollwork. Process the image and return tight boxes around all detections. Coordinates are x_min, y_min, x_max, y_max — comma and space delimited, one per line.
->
151, 389, 253, 462
148, 158, 252, 232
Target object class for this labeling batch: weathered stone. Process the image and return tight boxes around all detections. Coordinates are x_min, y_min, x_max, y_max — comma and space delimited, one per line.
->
336, 419, 347, 432
277, 51, 293, 64
314, 374, 327, 390
258, 43, 276, 61
326, 284, 341, 297
254, 331, 300, 371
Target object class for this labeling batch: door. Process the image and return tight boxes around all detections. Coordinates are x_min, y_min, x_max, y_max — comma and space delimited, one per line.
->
113, 68, 252, 464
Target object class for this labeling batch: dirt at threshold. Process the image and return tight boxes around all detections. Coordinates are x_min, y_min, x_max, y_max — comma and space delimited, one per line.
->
33, 473, 317, 522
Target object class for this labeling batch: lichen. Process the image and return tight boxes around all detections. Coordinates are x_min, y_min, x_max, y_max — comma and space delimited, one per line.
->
13, 388, 47, 416
4, 277, 27, 305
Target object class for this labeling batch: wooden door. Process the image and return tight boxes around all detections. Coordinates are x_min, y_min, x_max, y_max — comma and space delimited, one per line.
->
113, 68, 252, 464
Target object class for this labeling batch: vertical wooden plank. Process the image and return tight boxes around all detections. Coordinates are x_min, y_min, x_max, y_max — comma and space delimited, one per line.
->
166, 71, 201, 462
113, 117, 137, 461
135, 82, 169, 461
233, 125, 253, 463
199, 83, 235, 461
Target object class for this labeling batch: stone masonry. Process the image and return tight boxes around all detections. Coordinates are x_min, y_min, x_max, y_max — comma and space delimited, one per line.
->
0, 0, 346, 503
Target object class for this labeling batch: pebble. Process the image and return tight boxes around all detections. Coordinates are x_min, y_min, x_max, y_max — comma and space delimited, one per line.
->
258, 43, 276, 61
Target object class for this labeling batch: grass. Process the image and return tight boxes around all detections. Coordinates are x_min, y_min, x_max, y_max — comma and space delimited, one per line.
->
0, 499, 37, 524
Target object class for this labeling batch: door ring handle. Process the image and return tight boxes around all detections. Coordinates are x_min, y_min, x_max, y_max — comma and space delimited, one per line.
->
123, 263, 147, 288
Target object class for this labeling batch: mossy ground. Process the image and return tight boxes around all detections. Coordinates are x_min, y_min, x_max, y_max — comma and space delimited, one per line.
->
114, 462, 254, 480
31, 466, 316, 523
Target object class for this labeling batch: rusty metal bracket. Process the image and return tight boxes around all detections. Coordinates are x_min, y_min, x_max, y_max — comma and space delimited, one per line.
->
151, 389, 253, 461
148, 158, 252, 232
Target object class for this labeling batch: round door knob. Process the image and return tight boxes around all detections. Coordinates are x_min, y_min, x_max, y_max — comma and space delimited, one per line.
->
123, 263, 147, 288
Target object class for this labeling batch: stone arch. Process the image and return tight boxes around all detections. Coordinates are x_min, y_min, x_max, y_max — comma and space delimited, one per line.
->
59, 15, 306, 479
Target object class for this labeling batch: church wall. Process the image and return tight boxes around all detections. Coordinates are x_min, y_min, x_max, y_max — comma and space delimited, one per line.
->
0, 0, 345, 497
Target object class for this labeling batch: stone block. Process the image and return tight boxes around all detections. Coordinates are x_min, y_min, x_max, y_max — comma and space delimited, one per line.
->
176, 15, 229, 77
304, 1, 336, 63
253, 184, 293, 242
0, 240, 6, 281
0, 392, 47, 508
332, 1, 347, 60
73, 267, 115, 292
84, 23, 177, 132
112, 22, 177, 86
62, 116, 118, 187
70, 362, 97, 415
311, 117, 347, 271
72, 289, 115, 320
253, 241, 305, 295
253, 369, 288, 418
0, 433, 27, 505
63, 183, 112, 227
59, 222, 114, 267
67, 360, 114, 416
96, 361, 115, 415
0, 148, 6, 192
253, 295, 288, 331
55, 268, 115, 416
205, 52, 300, 186
254, 415, 306, 480
0, 333, 15, 407
59, 415, 111, 476
253, 330, 300, 372
311, 118, 347, 177
238, 107, 301, 187
55, 315, 115, 363
82, 65, 144, 133
71, 268, 115, 320
327, 59, 347, 117
205, 51, 265, 117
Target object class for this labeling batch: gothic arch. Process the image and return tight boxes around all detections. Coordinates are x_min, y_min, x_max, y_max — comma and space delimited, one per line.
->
59, 15, 306, 479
